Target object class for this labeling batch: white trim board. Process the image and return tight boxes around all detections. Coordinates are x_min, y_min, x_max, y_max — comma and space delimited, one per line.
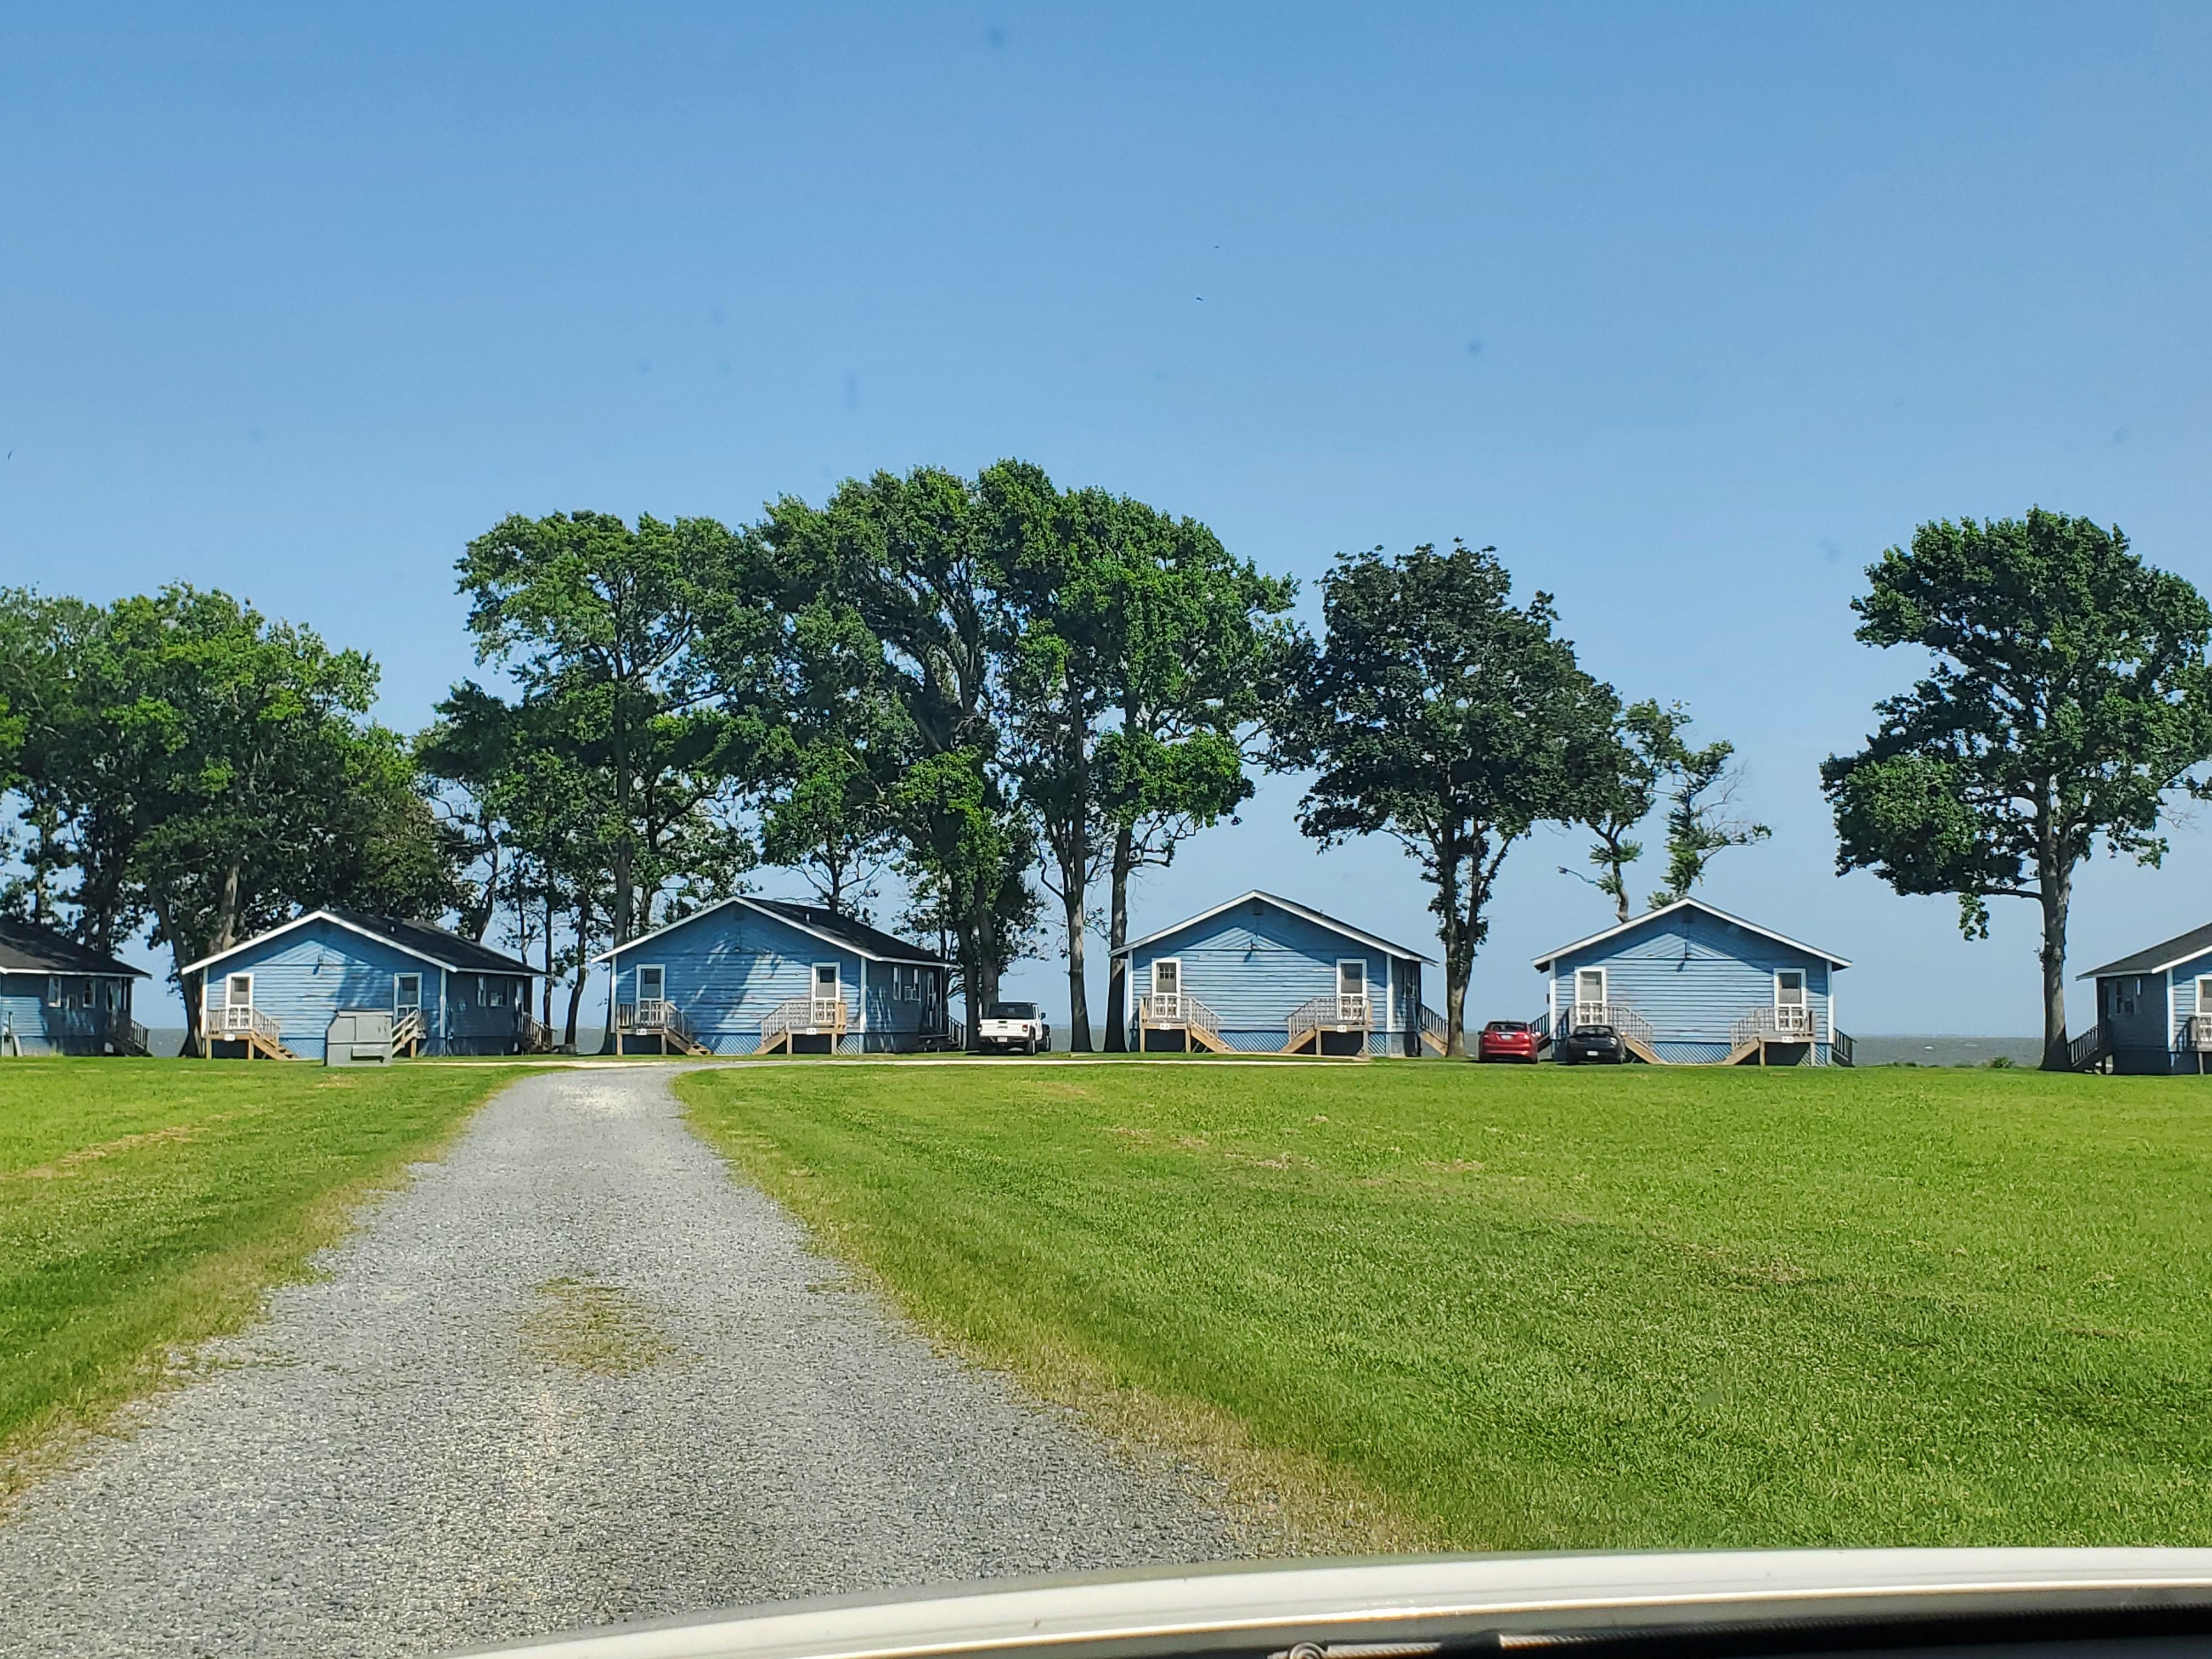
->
589, 895, 945, 968
1532, 896, 1851, 972
1112, 890, 1435, 966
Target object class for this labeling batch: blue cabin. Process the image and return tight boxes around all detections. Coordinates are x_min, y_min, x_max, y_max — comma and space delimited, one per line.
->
1112, 890, 1431, 1056
594, 896, 951, 1055
1532, 898, 1853, 1065
0, 916, 149, 1057
2080, 923, 2212, 1074
184, 910, 539, 1061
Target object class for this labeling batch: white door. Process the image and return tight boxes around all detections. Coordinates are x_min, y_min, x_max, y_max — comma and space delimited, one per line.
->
1337, 958, 1367, 1017
1574, 967, 1606, 1024
1150, 958, 1180, 1009
812, 963, 840, 1007
394, 973, 421, 1015
636, 964, 665, 1006
1774, 969, 1808, 1035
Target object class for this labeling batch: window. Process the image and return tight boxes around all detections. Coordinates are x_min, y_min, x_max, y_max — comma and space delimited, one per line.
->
1151, 958, 1180, 997
224, 972, 253, 1009
636, 965, 665, 1005
46, 975, 61, 1007
1575, 967, 1607, 1011
1337, 959, 1368, 1000
479, 974, 505, 1008
394, 973, 422, 1013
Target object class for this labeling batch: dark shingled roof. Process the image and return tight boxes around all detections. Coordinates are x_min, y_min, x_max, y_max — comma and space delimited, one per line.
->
321, 909, 537, 977
2078, 920, 2212, 980
0, 915, 146, 978
746, 899, 948, 964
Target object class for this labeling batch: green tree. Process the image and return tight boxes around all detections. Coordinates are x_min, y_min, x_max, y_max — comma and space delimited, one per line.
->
1822, 510, 2212, 1070
1273, 542, 1613, 1056
457, 511, 758, 957
1646, 723, 1769, 909
1572, 698, 1680, 925
1094, 509, 1294, 1051
755, 467, 1034, 1029
749, 597, 911, 919
1, 586, 454, 1048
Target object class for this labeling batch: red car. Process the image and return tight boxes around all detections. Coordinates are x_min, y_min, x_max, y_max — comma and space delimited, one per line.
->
1477, 1019, 1540, 1063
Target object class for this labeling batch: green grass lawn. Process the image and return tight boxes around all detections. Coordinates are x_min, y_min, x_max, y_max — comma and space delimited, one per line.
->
1, 1059, 520, 1487
678, 1060, 2212, 1551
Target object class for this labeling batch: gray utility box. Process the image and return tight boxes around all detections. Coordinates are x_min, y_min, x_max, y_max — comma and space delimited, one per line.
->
325, 1008, 395, 1066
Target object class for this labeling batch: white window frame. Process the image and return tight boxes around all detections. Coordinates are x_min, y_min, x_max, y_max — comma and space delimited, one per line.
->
394, 972, 422, 1013
811, 962, 840, 1005
1336, 957, 1368, 998
477, 973, 506, 1008
1774, 967, 1809, 1036
1573, 966, 1607, 1015
1150, 957, 1181, 997
635, 964, 667, 1005
224, 972, 253, 1010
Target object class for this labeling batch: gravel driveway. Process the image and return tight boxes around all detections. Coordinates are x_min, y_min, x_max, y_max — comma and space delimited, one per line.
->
0, 1066, 1235, 1658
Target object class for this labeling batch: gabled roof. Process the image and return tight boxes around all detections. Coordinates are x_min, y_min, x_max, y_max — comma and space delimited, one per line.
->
1532, 896, 1851, 971
0, 915, 147, 978
1110, 890, 1435, 964
182, 909, 536, 978
2079, 921, 2212, 980
591, 894, 949, 967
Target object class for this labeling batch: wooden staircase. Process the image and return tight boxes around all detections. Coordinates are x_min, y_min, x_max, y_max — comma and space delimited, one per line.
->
1725, 1006, 1816, 1066
1419, 1005, 1448, 1056
756, 995, 844, 1057
1571, 1002, 1662, 1064
1284, 993, 1372, 1056
209, 1004, 299, 1060
617, 997, 712, 1056
1136, 993, 1229, 1053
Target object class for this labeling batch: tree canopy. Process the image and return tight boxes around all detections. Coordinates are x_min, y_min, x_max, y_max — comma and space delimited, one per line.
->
1273, 541, 1613, 1055
1822, 510, 2212, 1069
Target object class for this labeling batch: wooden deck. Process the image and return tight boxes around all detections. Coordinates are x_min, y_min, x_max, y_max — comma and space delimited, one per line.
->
617, 998, 712, 1057
1135, 993, 1229, 1053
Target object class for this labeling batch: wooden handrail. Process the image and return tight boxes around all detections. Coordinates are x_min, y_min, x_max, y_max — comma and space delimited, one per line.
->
1730, 1005, 1814, 1046
761, 995, 847, 1043
1288, 992, 1371, 1039
1138, 992, 1220, 1035
1570, 1001, 1655, 1047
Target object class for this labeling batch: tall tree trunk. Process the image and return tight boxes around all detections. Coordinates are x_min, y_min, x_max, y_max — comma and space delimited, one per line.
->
1437, 830, 1468, 1057
2038, 850, 2073, 1072
1063, 882, 1091, 1051
542, 888, 556, 1028
564, 898, 592, 1051
1103, 823, 1133, 1052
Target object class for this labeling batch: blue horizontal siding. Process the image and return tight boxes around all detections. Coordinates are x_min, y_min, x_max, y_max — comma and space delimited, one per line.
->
605, 903, 948, 1048
202, 918, 532, 1059
1, 971, 138, 1056
2097, 968, 2170, 1060
2163, 949, 2212, 1049
1125, 896, 1421, 1036
1550, 909, 1835, 1048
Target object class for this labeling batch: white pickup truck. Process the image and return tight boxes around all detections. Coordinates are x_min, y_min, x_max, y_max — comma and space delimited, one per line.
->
975, 1000, 1052, 1054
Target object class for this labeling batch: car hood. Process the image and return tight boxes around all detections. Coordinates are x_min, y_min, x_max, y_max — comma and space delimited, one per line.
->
445, 1550, 2212, 1659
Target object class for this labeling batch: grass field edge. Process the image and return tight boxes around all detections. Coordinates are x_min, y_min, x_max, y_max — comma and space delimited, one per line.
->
0, 1065, 532, 1510
672, 1070, 1442, 1558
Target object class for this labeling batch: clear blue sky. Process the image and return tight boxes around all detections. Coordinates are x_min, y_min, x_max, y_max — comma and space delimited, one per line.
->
6, 3, 2211, 1034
